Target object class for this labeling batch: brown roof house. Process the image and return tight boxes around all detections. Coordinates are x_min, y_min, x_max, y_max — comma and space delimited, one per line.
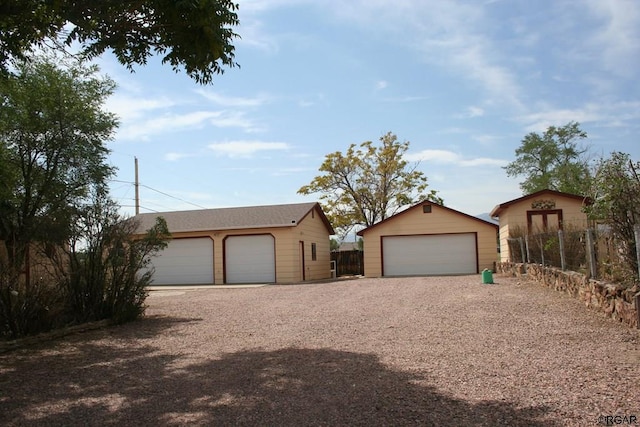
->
490, 189, 590, 262
135, 202, 334, 285
357, 201, 498, 277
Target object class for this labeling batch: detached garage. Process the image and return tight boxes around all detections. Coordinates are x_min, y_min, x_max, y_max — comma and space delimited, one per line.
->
358, 201, 498, 277
135, 202, 334, 285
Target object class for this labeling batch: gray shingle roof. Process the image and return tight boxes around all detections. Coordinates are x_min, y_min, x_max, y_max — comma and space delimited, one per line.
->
134, 202, 333, 234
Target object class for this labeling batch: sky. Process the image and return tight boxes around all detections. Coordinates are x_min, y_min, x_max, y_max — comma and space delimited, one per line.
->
101, 0, 640, 220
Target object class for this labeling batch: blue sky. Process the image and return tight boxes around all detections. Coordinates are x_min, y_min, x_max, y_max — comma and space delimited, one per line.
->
101, 0, 640, 219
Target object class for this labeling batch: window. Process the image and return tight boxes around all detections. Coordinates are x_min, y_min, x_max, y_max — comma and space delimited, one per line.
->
423, 204, 432, 213
311, 243, 317, 261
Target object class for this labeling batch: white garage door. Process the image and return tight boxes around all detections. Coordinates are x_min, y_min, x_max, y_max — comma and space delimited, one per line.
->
225, 235, 276, 284
382, 233, 477, 276
150, 237, 214, 285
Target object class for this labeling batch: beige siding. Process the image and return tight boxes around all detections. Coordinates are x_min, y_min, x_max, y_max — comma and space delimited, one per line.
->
361, 204, 498, 277
163, 209, 331, 284
497, 195, 589, 262
497, 223, 511, 263
293, 207, 332, 281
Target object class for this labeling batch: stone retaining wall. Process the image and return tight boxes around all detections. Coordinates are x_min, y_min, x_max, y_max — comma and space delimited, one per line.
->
496, 262, 639, 328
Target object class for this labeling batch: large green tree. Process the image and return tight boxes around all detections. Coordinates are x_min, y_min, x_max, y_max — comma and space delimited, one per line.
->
298, 132, 441, 239
504, 121, 591, 195
0, 55, 171, 338
0, 0, 240, 84
0, 55, 117, 279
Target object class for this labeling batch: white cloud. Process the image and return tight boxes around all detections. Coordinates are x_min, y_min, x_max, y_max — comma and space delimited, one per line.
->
375, 80, 388, 90
209, 111, 265, 132
238, 1, 524, 108
467, 106, 484, 118
407, 149, 507, 167
407, 149, 460, 163
382, 95, 428, 103
459, 157, 508, 167
517, 101, 640, 133
117, 110, 262, 141
208, 140, 290, 157
328, 1, 524, 108
298, 100, 315, 107
105, 94, 176, 121
236, 18, 281, 53
195, 90, 271, 107
454, 106, 485, 119
164, 152, 191, 161
471, 134, 501, 145
297, 93, 328, 108
584, 0, 640, 77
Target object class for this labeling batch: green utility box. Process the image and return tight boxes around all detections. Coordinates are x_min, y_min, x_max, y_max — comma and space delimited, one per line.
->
482, 269, 494, 284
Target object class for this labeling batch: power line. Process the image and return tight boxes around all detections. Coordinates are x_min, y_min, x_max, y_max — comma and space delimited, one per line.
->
108, 179, 208, 210
120, 204, 160, 213
138, 183, 208, 209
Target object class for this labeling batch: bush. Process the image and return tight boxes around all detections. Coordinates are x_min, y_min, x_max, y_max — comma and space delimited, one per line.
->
0, 197, 170, 340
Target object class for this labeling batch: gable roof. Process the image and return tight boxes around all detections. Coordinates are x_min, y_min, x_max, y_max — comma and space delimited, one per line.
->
357, 200, 498, 236
135, 202, 334, 234
489, 189, 589, 218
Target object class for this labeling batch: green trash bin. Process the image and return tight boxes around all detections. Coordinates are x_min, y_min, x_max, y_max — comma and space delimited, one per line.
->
482, 268, 494, 284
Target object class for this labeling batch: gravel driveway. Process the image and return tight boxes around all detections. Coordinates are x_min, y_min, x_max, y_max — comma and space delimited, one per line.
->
1, 275, 639, 426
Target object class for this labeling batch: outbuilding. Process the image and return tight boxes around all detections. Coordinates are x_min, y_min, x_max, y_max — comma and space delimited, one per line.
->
490, 189, 590, 263
357, 201, 498, 277
135, 202, 334, 285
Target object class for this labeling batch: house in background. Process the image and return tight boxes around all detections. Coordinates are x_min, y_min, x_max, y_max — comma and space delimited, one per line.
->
135, 202, 334, 285
357, 201, 498, 277
490, 189, 590, 263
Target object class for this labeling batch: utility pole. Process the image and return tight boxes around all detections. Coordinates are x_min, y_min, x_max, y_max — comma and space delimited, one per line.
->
134, 157, 140, 215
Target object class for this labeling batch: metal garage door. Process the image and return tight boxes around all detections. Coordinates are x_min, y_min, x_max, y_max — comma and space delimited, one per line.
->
150, 237, 214, 285
382, 233, 477, 276
225, 235, 276, 284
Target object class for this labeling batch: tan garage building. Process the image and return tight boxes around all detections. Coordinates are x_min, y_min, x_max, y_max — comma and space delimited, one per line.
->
135, 202, 334, 285
358, 201, 498, 277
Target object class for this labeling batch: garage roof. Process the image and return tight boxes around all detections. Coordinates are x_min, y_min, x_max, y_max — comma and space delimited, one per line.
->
357, 200, 498, 236
134, 202, 334, 234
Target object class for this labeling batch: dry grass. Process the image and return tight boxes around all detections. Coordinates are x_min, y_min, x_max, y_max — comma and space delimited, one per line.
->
1, 275, 639, 426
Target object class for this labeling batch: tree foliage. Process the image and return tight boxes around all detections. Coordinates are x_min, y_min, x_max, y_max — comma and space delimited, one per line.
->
584, 152, 640, 277
0, 0, 240, 85
0, 55, 170, 339
298, 132, 441, 238
0, 55, 117, 276
504, 122, 591, 195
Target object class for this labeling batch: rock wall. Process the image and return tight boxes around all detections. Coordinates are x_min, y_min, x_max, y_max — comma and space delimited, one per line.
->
496, 262, 639, 328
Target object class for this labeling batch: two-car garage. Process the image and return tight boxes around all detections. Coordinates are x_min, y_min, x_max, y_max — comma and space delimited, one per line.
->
359, 202, 498, 278
135, 202, 335, 286
149, 235, 276, 285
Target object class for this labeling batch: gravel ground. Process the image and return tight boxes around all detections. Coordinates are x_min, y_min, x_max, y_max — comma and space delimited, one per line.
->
1, 274, 639, 426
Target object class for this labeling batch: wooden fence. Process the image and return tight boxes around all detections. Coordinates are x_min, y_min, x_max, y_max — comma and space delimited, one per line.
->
330, 250, 364, 276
